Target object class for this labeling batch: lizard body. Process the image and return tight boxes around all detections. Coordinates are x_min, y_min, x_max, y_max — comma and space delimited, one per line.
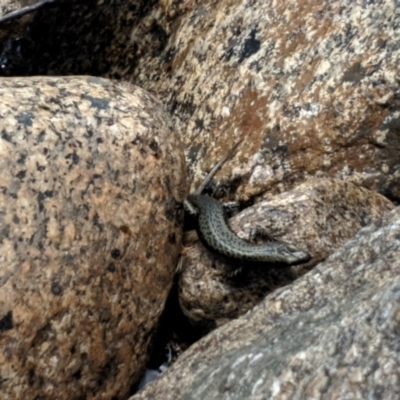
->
185, 141, 310, 265
188, 194, 309, 264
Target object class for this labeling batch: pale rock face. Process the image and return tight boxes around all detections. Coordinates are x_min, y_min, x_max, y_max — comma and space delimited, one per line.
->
131, 205, 400, 400
178, 179, 394, 331
0, 0, 24, 18
0, 76, 186, 400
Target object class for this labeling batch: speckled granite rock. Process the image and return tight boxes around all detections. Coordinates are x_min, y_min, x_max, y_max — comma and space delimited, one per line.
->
179, 178, 394, 331
131, 205, 400, 400
0, 0, 400, 201
0, 76, 186, 400
130, 0, 400, 202
1, 1, 399, 201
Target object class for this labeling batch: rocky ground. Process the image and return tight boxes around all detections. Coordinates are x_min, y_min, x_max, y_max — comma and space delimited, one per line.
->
0, 1, 399, 399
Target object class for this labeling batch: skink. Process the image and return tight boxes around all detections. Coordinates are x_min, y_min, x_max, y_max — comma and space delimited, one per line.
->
185, 140, 310, 265
188, 194, 309, 264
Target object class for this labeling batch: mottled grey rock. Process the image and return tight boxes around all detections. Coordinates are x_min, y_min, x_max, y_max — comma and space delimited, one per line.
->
0, 0, 25, 11
131, 206, 400, 400
0, 0, 21, 17
179, 178, 394, 331
0, 76, 186, 400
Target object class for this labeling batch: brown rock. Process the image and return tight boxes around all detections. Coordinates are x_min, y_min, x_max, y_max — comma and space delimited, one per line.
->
131, 206, 400, 400
131, 0, 400, 202
0, 76, 186, 400
1, 1, 398, 200
179, 179, 394, 331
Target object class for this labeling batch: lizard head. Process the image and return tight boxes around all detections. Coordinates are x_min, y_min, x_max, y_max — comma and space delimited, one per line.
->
275, 243, 311, 265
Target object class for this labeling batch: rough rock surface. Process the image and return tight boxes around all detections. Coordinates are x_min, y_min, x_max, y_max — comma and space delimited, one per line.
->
131, 0, 400, 201
132, 205, 400, 400
179, 178, 394, 331
0, 0, 154, 77
0, 0, 22, 18
1, 1, 399, 202
0, 76, 186, 400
